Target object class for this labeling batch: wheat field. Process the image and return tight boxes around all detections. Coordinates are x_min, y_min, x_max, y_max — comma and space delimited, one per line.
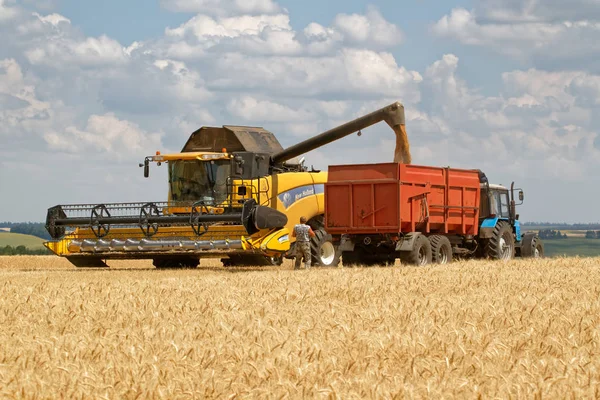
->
0, 256, 599, 398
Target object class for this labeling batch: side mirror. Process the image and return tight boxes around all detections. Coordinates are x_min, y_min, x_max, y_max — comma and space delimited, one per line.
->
519, 190, 524, 201
237, 186, 247, 196
139, 159, 150, 178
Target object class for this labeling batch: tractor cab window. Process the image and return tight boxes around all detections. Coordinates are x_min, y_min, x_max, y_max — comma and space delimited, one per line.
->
490, 190, 510, 219
169, 159, 231, 204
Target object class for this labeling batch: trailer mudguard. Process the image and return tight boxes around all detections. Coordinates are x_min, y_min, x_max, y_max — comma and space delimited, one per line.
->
395, 232, 423, 252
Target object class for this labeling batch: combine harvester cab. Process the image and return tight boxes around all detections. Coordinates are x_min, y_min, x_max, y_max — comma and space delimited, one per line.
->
325, 163, 543, 266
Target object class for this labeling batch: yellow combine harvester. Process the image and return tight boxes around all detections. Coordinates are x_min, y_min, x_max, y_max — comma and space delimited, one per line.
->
44, 102, 407, 268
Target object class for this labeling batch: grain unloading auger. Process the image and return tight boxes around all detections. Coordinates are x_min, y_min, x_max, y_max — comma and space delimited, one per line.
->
44, 102, 408, 268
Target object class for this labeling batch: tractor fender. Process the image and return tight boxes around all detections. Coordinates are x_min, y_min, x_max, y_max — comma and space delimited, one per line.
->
479, 217, 500, 239
395, 232, 423, 252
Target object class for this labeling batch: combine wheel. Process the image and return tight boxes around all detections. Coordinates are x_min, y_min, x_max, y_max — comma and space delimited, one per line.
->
400, 235, 432, 266
520, 233, 544, 258
429, 235, 452, 264
309, 227, 340, 267
484, 221, 515, 261
153, 257, 199, 269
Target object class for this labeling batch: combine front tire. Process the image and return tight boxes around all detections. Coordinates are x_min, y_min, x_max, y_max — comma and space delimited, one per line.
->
310, 227, 340, 267
401, 235, 432, 266
520, 233, 544, 258
484, 221, 515, 261
430, 235, 452, 264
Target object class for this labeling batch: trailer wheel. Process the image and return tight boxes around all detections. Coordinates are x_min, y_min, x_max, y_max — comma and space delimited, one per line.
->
401, 235, 432, 266
153, 257, 200, 269
430, 235, 452, 264
310, 227, 340, 267
484, 221, 515, 261
520, 233, 544, 258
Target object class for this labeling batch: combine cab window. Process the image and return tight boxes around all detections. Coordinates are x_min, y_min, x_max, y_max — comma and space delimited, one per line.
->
169, 160, 231, 204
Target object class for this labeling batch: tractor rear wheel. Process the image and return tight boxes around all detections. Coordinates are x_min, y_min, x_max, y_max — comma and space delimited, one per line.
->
520, 233, 544, 258
484, 221, 515, 261
430, 235, 452, 264
400, 235, 432, 266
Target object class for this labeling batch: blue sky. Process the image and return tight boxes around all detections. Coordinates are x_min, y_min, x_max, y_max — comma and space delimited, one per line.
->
1, 0, 600, 223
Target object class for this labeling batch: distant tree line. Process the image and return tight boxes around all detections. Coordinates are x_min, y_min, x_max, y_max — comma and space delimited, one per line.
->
0, 245, 50, 255
538, 229, 568, 239
523, 222, 600, 230
0, 222, 50, 240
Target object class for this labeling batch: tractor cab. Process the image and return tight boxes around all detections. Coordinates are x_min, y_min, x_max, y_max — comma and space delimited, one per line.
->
480, 184, 511, 220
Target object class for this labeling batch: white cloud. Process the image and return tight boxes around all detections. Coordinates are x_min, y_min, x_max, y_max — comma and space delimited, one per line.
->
44, 113, 163, 158
0, 0, 17, 21
33, 12, 69, 26
432, 6, 600, 68
26, 34, 129, 67
208, 49, 422, 100
227, 96, 315, 122
161, 0, 281, 15
0, 58, 50, 136
333, 6, 403, 47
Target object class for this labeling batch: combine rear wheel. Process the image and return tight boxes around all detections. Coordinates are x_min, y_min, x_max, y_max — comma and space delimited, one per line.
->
153, 257, 199, 269
309, 227, 340, 267
400, 235, 432, 266
484, 221, 515, 261
429, 235, 452, 264
520, 233, 544, 258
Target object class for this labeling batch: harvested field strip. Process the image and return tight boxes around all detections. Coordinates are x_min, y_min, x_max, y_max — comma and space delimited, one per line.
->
1, 256, 599, 398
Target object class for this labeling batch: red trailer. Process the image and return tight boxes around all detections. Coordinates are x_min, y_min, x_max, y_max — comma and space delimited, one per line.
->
325, 163, 484, 266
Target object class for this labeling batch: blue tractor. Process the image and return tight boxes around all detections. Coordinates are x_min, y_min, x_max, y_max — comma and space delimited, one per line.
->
477, 174, 544, 260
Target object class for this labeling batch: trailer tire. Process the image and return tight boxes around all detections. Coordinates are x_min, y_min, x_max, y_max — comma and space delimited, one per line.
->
430, 235, 452, 264
483, 221, 515, 261
153, 257, 199, 269
401, 235, 432, 266
520, 233, 544, 258
310, 227, 340, 267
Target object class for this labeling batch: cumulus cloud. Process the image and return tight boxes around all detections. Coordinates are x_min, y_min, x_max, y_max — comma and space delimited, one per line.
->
160, 0, 281, 16
44, 113, 163, 158
0, 0, 17, 21
333, 6, 403, 48
207, 49, 422, 100
432, 5, 600, 69
0, 58, 50, 137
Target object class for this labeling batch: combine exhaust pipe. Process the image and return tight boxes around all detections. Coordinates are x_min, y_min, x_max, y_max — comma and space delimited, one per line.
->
271, 101, 406, 165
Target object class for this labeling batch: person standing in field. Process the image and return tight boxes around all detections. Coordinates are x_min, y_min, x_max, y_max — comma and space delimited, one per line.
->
292, 216, 315, 270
